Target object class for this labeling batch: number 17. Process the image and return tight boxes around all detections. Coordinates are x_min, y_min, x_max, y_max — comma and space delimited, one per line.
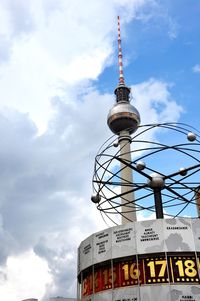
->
147, 260, 167, 277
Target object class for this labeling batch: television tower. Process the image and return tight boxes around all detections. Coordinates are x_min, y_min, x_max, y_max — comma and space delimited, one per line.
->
107, 16, 140, 224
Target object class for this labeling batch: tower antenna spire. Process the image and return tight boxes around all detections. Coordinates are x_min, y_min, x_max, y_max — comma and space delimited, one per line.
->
117, 16, 125, 85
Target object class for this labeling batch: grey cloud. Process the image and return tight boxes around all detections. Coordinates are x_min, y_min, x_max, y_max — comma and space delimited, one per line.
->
0, 0, 35, 64
42, 0, 63, 18
0, 88, 112, 298
35, 238, 77, 299
0, 214, 19, 264
0, 270, 7, 283
1, 0, 35, 36
0, 35, 12, 63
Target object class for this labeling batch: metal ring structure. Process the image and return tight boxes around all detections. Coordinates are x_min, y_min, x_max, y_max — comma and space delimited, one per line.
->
92, 123, 200, 225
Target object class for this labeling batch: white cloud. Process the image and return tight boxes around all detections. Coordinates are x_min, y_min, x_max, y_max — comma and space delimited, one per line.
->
0, 250, 51, 301
0, 0, 115, 133
167, 17, 179, 40
0, 0, 157, 133
192, 64, 200, 73
133, 78, 183, 124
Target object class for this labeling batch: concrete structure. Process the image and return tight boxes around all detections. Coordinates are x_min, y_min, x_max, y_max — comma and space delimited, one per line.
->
49, 297, 77, 301
195, 187, 200, 218
21, 297, 76, 301
21, 299, 38, 301
78, 218, 200, 300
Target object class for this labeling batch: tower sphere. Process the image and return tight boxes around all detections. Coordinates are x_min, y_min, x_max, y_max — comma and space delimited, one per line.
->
136, 160, 146, 171
179, 167, 187, 176
91, 194, 101, 204
148, 172, 165, 189
107, 101, 140, 135
187, 132, 196, 141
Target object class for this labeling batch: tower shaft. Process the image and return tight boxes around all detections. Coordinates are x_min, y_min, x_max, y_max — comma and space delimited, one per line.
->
119, 131, 136, 223
107, 16, 140, 224
195, 187, 200, 218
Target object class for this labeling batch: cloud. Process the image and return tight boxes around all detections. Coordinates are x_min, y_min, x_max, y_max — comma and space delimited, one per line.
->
167, 17, 179, 40
0, 90, 113, 299
0, 0, 35, 63
0, 0, 157, 133
132, 1, 180, 40
0, 0, 184, 300
132, 78, 183, 124
34, 237, 77, 299
0, 250, 51, 301
192, 64, 200, 73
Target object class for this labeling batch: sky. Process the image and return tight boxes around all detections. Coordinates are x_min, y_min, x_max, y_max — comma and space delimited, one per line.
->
0, 0, 200, 300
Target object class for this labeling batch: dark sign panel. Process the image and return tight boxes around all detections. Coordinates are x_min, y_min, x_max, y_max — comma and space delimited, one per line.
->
82, 268, 93, 297
141, 255, 168, 284
114, 257, 140, 288
81, 252, 200, 297
94, 262, 112, 293
168, 254, 199, 284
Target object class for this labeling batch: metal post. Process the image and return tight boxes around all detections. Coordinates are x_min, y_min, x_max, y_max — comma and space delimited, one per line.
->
153, 188, 164, 219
